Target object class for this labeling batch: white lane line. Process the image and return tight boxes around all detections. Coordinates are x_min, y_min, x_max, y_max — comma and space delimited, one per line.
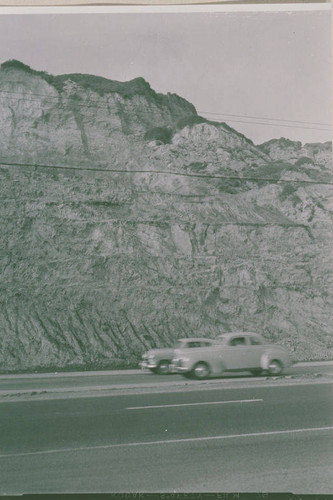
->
1, 426, 332, 459
126, 398, 263, 410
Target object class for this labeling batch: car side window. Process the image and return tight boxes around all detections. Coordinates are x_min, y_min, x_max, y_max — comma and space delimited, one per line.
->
187, 342, 201, 348
229, 337, 247, 347
250, 337, 262, 345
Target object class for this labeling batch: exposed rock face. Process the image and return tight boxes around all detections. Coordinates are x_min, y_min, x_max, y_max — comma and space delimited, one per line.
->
259, 137, 332, 167
0, 60, 196, 164
1, 60, 332, 371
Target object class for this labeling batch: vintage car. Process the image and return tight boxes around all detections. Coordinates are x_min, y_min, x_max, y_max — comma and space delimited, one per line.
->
172, 332, 292, 379
140, 338, 216, 375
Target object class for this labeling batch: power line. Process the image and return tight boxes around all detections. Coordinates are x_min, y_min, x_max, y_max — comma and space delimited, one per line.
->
3, 282, 323, 292
199, 110, 331, 127
0, 88, 331, 131
0, 87, 330, 127
200, 116, 331, 132
1, 214, 311, 229
0, 92, 181, 117
0, 89, 192, 118
1, 159, 332, 186
0, 88, 84, 101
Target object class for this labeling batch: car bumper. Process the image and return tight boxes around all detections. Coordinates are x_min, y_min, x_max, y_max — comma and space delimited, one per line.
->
140, 361, 177, 374
140, 360, 157, 370
172, 365, 190, 373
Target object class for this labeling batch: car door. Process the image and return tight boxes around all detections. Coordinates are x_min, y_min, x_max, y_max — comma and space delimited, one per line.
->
222, 336, 250, 370
181, 341, 210, 370
245, 335, 264, 368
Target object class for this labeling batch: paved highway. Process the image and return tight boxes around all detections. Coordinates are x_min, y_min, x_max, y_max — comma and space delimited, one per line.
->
0, 381, 332, 493
0, 362, 332, 397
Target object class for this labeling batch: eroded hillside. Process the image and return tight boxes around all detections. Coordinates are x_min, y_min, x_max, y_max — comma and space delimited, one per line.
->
1, 60, 332, 371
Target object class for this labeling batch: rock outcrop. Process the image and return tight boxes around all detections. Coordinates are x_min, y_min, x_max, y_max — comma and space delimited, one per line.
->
1, 60, 332, 371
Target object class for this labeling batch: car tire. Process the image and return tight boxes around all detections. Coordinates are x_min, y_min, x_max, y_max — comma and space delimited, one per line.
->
192, 362, 210, 380
267, 359, 283, 376
250, 369, 263, 376
156, 360, 171, 375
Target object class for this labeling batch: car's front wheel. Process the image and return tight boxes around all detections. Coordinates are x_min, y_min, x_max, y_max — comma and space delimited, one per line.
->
192, 362, 210, 380
156, 360, 171, 375
267, 359, 283, 376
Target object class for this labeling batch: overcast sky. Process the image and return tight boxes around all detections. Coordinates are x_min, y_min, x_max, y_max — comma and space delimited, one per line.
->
0, 7, 331, 145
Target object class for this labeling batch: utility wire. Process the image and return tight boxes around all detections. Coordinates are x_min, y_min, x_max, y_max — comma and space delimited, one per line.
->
1, 159, 332, 186
0, 89, 192, 117
0, 92, 329, 132
0, 93, 178, 116
198, 117, 331, 132
0, 88, 331, 131
1, 213, 310, 228
200, 110, 331, 127
0, 88, 330, 126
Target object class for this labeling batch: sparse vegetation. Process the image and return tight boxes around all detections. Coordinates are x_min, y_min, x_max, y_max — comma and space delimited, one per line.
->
279, 183, 298, 202
185, 162, 208, 172
258, 137, 302, 154
176, 115, 207, 130
295, 156, 313, 166
1, 59, 49, 78
144, 126, 173, 144
48, 74, 154, 98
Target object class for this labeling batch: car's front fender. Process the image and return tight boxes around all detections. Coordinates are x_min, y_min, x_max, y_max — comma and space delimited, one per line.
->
260, 352, 274, 370
260, 348, 291, 370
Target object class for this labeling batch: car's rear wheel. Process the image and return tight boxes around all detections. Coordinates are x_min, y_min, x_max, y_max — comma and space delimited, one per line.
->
267, 359, 283, 376
156, 360, 171, 375
192, 362, 210, 380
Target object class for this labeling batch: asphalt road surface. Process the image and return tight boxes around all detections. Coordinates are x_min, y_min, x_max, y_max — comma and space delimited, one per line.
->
0, 381, 332, 494
0, 362, 332, 395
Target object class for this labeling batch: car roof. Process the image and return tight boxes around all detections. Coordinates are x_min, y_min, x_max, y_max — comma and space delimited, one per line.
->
217, 332, 264, 339
177, 337, 214, 343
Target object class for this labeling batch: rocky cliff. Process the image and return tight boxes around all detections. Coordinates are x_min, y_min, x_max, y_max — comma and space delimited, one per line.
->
1, 60, 332, 371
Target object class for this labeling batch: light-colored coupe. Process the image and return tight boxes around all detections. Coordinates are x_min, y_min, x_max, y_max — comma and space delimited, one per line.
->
140, 338, 215, 374
172, 332, 292, 379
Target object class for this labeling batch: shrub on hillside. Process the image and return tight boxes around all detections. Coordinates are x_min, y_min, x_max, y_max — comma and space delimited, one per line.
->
144, 127, 173, 144
279, 183, 298, 202
295, 156, 313, 167
176, 115, 207, 130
